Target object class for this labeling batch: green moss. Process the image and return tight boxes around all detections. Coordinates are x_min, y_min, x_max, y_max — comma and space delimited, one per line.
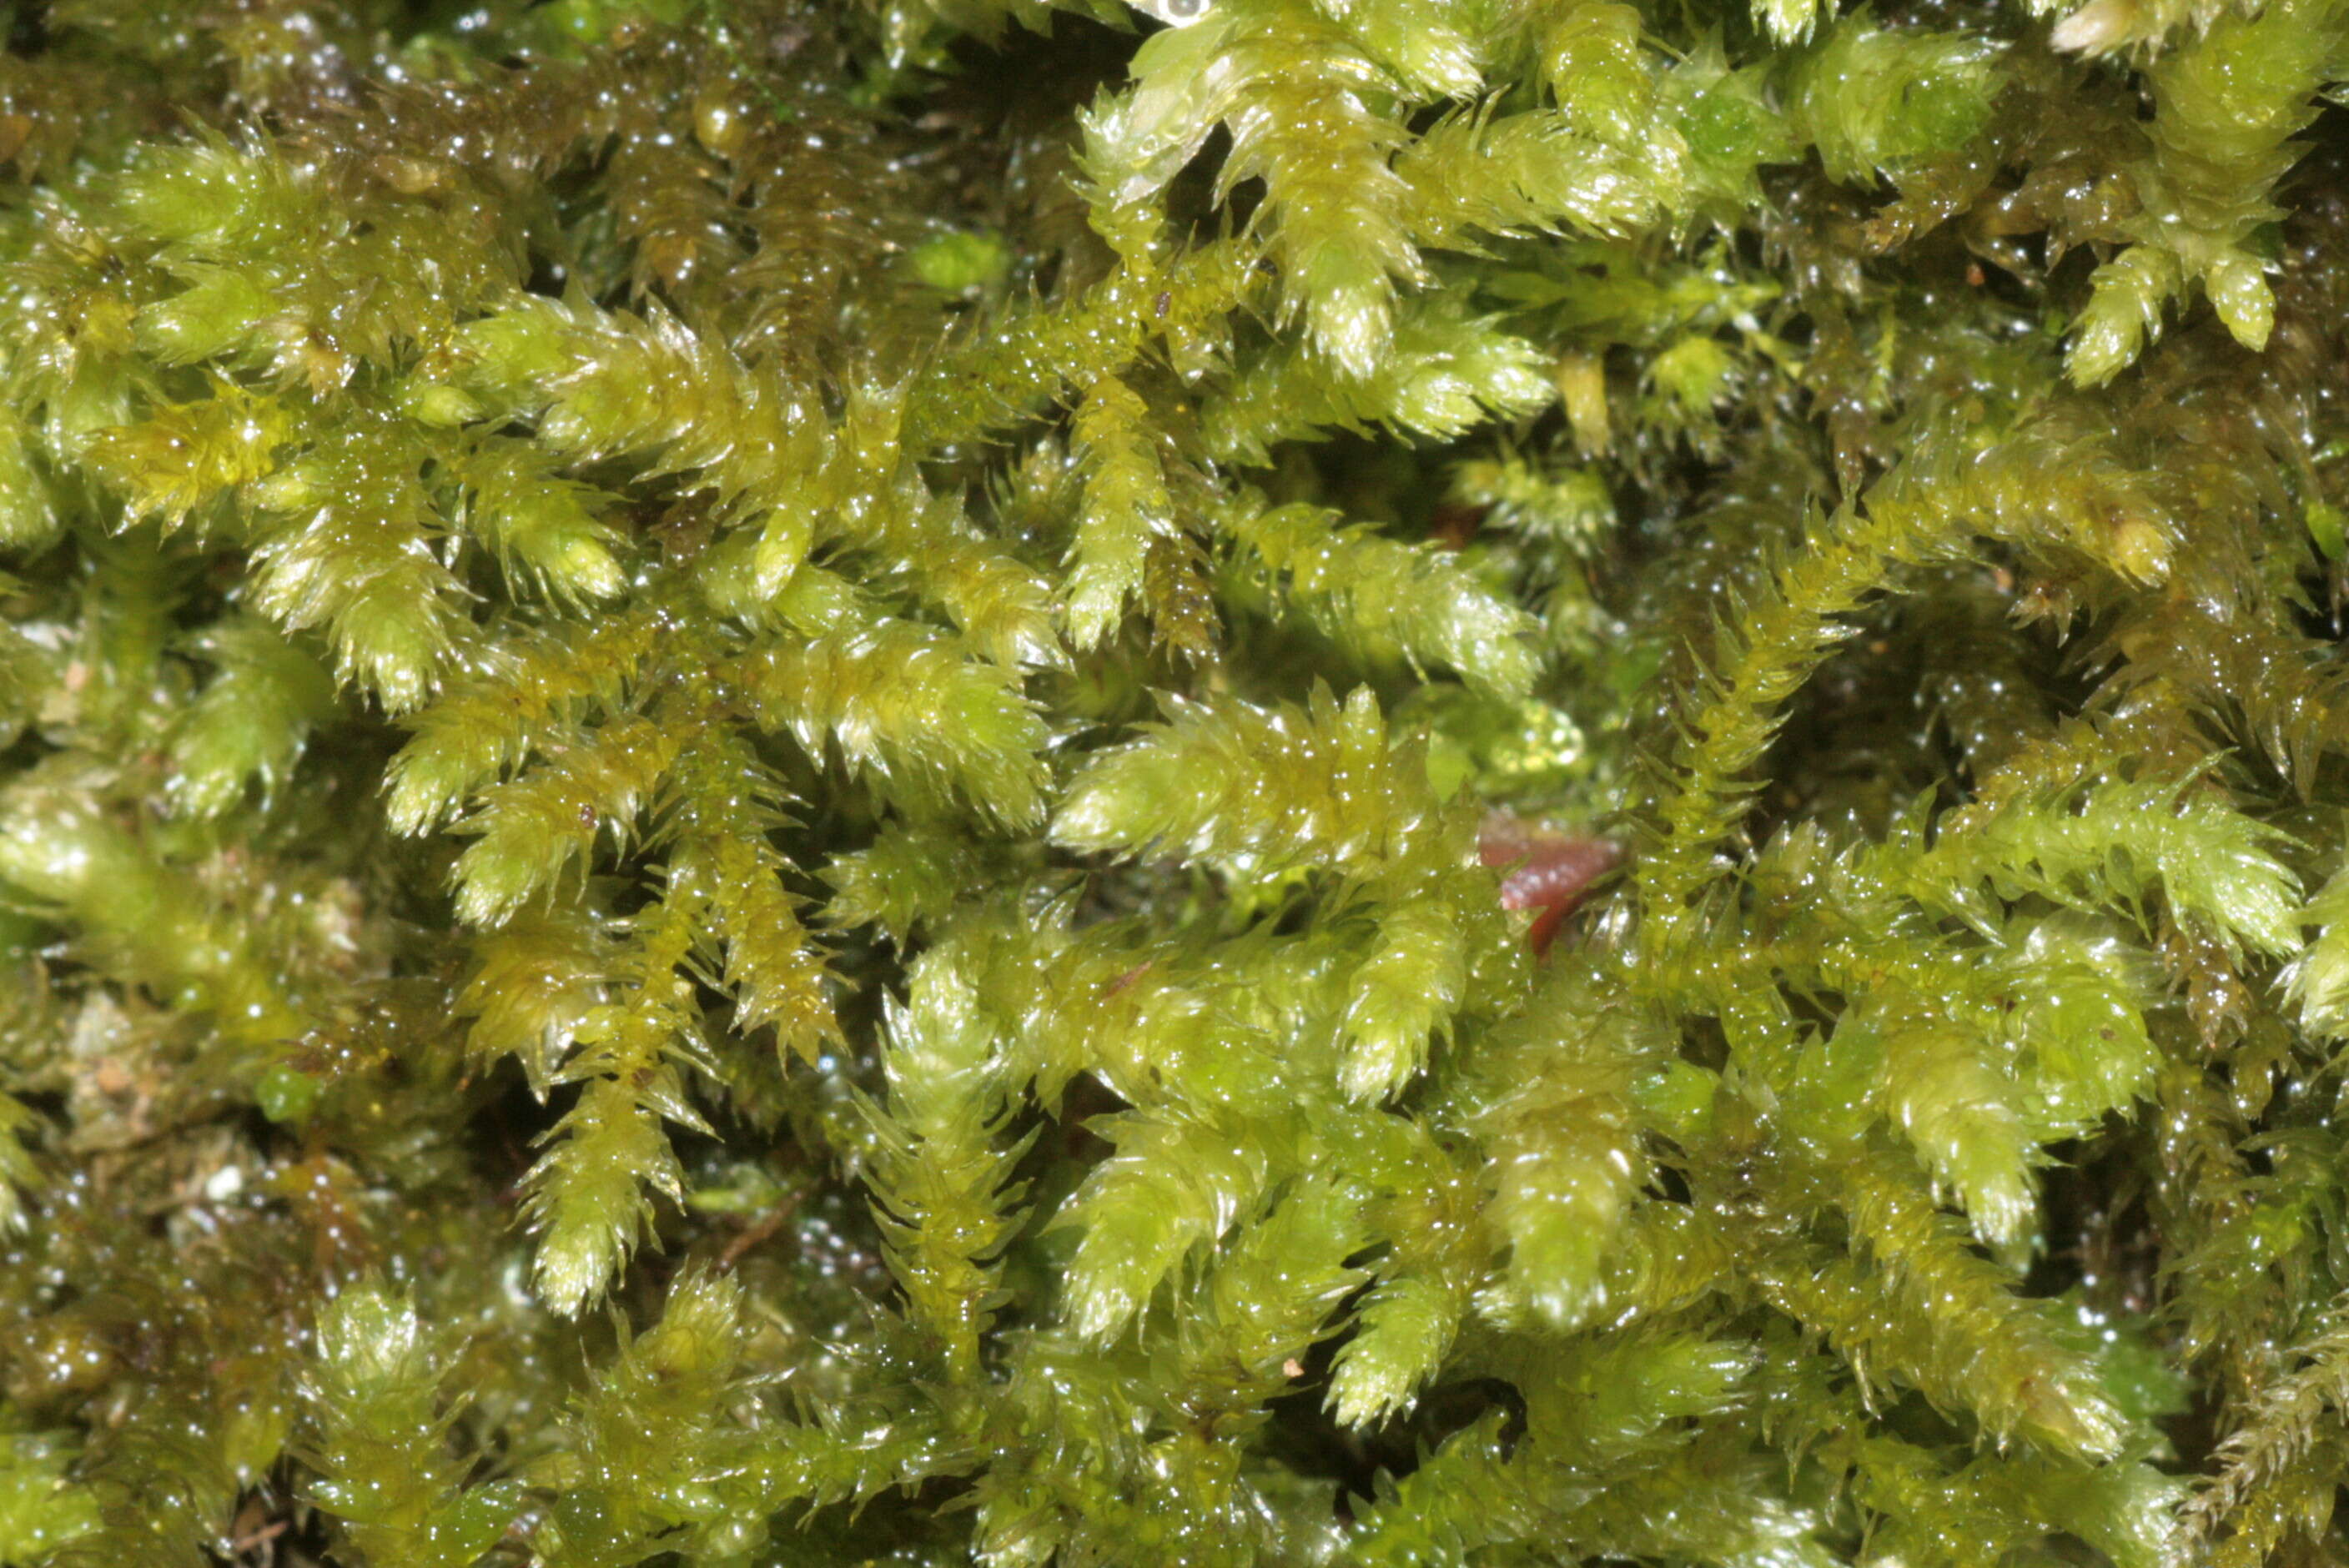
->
1, 0, 2348, 1563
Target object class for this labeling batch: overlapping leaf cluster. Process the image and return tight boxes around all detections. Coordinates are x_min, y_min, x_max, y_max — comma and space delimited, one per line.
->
2, 0, 2348, 1562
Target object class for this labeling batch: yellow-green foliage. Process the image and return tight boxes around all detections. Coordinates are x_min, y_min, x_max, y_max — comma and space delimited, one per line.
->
2, 2, 2349, 1565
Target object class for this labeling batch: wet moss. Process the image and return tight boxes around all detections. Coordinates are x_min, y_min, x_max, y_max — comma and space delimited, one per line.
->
1, 0, 2347, 1563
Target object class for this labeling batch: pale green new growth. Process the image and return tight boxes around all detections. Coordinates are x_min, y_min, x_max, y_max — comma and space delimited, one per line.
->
863, 944, 1029, 1380
525, 1074, 690, 1318
1067, 374, 1178, 650
1472, 968, 1657, 1330
2285, 868, 2349, 1041
304, 1285, 521, 1568
1054, 686, 1442, 876
0, 1428, 97, 1565
1225, 501, 1542, 700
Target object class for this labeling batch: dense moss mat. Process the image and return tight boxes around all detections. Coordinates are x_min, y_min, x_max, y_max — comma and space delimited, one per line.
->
2, 0, 2349, 1562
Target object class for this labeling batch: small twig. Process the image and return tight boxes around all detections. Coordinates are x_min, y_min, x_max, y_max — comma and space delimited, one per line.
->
716, 1189, 803, 1274
229, 1520, 289, 1555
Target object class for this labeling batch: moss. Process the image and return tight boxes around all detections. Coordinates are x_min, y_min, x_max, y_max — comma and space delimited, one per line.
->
1, 0, 2348, 1563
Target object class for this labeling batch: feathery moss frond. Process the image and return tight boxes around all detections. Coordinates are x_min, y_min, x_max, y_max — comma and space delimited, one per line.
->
304, 1284, 521, 1568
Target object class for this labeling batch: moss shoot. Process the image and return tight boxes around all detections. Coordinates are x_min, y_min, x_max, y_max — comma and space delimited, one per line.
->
1, 0, 2347, 1563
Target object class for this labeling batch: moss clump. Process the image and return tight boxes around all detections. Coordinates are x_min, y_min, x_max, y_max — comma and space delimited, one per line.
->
2, 0, 2348, 1562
